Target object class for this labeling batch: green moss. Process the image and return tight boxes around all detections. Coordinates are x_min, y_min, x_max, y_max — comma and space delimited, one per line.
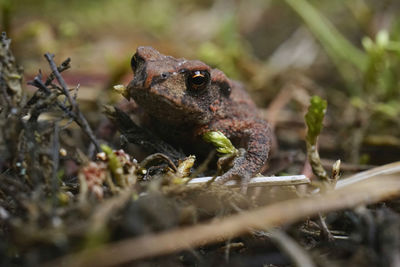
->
305, 96, 327, 145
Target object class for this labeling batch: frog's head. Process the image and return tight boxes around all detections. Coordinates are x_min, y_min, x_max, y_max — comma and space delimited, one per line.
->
127, 46, 232, 125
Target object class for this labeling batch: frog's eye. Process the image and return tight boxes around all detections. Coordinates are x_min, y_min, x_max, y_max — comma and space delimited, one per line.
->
187, 70, 210, 91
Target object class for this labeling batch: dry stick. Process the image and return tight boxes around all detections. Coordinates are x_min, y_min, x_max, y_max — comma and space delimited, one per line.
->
45, 58, 71, 86
25, 59, 70, 111
336, 161, 400, 188
44, 53, 101, 152
44, 54, 74, 105
307, 142, 330, 184
317, 213, 334, 241
28, 76, 77, 121
49, 173, 400, 267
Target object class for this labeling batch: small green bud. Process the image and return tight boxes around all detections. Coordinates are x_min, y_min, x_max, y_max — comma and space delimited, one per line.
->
305, 96, 327, 145
203, 131, 238, 155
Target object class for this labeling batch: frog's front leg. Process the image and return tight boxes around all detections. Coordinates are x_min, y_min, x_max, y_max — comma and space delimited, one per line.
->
208, 119, 272, 194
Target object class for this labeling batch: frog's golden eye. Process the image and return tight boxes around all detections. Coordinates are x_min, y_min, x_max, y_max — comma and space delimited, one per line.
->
187, 70, 210, 91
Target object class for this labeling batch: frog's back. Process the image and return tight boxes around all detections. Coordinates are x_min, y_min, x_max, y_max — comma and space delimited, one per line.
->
226, 80, 260, 120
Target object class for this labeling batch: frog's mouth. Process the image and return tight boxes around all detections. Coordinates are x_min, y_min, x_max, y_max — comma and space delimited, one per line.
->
134, 85, 209, 125
153, 94, 205, 124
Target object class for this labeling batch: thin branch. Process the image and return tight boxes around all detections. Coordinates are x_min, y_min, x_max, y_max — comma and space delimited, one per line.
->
336, 161, 400, 188
317, 213, 334, 241
307, 142, 330, 183
27, 75, 76, 121
44, 53, 101, 152
44, 53, 74, 105
45, 57, 71, 86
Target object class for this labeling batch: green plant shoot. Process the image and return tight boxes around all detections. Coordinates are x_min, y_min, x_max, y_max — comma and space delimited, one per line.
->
100, 144, 124, 186
305, 96, 327, 145
202, 131, 238, 155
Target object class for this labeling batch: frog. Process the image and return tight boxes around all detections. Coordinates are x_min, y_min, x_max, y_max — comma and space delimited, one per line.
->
126, 46, 272, 193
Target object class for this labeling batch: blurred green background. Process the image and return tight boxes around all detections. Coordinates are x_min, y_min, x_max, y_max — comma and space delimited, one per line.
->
2, 0, 400, 164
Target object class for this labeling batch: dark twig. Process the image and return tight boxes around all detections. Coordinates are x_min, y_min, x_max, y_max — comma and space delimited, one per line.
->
27, 75, 72, 122
26, 74, 53, 107
44, 53, 101, 152
60, 118, 74, 130
44, 54, 74, 105
45, 58, 71, 86
139, 153, 178, 172
25, 58, 70, 111
317, 213, 334, 241
31, 75, 51, 93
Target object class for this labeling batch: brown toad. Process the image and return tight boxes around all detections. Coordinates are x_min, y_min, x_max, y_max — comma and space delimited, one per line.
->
127, 47, 272, 193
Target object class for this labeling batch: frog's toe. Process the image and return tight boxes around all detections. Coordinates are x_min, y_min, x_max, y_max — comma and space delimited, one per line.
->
239, 175, 251, 194
215, 170, 250, 194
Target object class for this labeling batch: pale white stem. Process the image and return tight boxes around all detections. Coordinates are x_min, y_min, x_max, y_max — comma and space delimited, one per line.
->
188, 175, 310, 187
335, 161, 400, 189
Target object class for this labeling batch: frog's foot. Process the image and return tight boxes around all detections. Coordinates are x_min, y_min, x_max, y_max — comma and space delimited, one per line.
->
215, 171, 251, 194
214, 156, 252, 194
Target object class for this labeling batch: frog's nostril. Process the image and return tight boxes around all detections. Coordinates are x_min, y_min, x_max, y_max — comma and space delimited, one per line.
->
161, 72, 169, 79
